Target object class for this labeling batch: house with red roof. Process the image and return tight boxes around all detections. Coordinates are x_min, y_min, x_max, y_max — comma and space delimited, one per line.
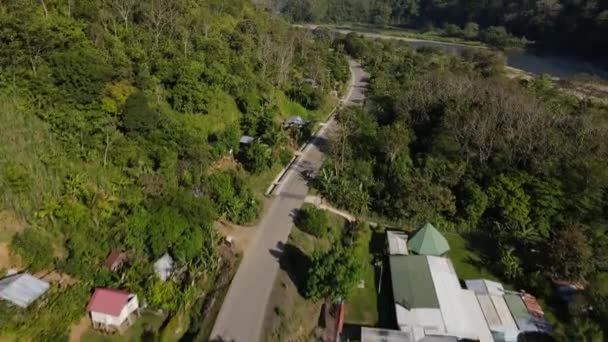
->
87, 288, 139, 333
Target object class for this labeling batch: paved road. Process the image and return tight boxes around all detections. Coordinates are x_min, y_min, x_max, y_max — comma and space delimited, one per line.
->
209, 60, 369, 342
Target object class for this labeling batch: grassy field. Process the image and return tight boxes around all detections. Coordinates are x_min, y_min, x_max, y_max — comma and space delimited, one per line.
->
81, 313, 165, 342
345, 226, 378, 326
273, 90, 338, 124
444, 232, 502, 282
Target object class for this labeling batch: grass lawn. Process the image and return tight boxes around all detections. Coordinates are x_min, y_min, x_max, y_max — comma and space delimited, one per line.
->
81, 313, 165, 342
273, 90, 338, 124
444, 232, 503, 282
289, 203, 346, 255
345, 255, 378, 325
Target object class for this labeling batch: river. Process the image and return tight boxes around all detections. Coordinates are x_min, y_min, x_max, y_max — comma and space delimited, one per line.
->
405, 40, 608, 79
326, 27, 608, 80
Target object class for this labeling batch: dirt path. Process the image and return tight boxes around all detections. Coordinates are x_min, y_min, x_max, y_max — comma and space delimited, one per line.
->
68, 316, 90, 342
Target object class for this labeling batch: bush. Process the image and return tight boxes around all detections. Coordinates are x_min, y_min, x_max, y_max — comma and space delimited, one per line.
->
295, 206, 330, 237
206, 171, 259, 224
443, 24, 462, 37
463, 22, 480, 39
11, 227, 55, 270
287, 83, 324, 110
305, 244, 361, 301
239, 141, 273, 174
479, 26, 511, 48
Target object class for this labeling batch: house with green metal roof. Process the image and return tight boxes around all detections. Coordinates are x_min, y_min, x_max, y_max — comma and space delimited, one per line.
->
389, 256, 439, 310
387, 254, 493, 341
407, 223, 450, 256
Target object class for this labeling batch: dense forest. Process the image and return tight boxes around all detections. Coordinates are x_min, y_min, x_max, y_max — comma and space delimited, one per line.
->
276, 0, 608, 57
0, 0, 349, 339
316, 32, 608, 339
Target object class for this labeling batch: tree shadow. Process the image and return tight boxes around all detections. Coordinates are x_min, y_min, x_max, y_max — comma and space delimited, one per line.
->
462, 230, 501, 269
342, 323, 363, 341
208, 337, 235, 342
375, 254, 397, 329
370, 230, 397, 329
309, 135, 331, 155
269, 242, 311, 297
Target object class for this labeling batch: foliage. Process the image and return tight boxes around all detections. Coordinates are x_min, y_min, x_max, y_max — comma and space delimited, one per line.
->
11, 227, 55, 270
287, 83, 324, 110
295, 206, 330, 238
498, 245, 524, 282
460, 48, 506, 77
563, 318, 604, 342
239, 141, 273, 174
146, 279, 180, 313
0, 0, 349, 339
0, 284, 89, 341
314, 31, 608, 334
278, 0, 608, 57
206, 171, 259, 224
305, 243, 361, 302
546, 225, 594, 282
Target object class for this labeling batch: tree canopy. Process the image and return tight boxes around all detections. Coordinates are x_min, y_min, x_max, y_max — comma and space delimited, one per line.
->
276, 0, 608, 57
316, 33, 608, 337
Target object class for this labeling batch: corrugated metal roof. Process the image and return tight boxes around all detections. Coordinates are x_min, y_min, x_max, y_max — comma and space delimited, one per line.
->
491, 295, 518, 330
465, 279, 505, 296
395, 305, 445, 334
104, 250, 127, 270
427, 257, 489, 341
361, 327, 414, 342
407, 223, 450, 256
389, 255, 439, 309
477, 294, 502, 328
239, 135, 254, 144
460, 290, 495, 342
0, 273, 50, 308
87, 288, 131, 316
504, 294, 528, 321
387, 231, 409, 255
154, 253, 174, 281
522, 293, 544, 317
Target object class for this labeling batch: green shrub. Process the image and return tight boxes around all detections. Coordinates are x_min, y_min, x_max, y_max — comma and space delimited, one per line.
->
206, 171, 259, 224
295, 206, 329, 237
11, 227, 55, 270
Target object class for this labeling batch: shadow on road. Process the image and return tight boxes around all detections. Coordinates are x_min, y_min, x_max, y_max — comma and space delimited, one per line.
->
309, 135, 331, 155
268, 243, 311, 297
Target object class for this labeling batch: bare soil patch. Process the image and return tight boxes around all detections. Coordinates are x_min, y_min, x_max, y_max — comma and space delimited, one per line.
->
214, 220, 257, 254
0, 210, 25, 242
35, 269, 77, 288
207, 155, 238, 174
262, 269, 322, 342
0, 243, 20, 270
68, 316, 90, 342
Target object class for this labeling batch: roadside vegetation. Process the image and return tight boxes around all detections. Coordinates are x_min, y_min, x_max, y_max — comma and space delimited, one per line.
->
265, 205, 378, 340
312, 33, 608, 339
0, 1, 349, 340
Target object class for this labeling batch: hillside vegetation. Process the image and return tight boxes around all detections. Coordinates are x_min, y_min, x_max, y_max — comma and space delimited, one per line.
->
0, 1, 348, 339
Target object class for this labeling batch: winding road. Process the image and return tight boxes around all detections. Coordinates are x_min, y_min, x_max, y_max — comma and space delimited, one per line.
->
209, 60, 369, 342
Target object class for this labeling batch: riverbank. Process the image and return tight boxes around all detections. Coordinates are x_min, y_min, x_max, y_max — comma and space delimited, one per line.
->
297, 23, 608, 82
